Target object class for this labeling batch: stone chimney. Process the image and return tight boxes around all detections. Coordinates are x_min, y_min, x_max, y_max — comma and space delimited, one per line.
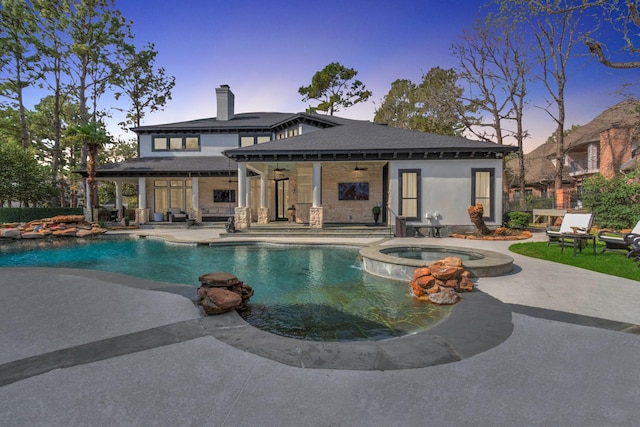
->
215, 84, 235, 121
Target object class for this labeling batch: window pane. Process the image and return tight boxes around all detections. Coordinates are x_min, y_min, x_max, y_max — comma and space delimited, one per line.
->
257, 136, 270, 144
400, 170, 420, 219
170, 180, 183, 187
170, 188, 184, 209
402, 173, 417, 198
170, 137, 182, 149
154, 180, 167, 187
185, 137, 199, 149
154, 188, 168, 213
240, 136, 254, 147
186, 188, 193, 212
297, 167, 312, 203
153, 137, 167, 150
475, 171, 491, 218
402, 199, 417, 217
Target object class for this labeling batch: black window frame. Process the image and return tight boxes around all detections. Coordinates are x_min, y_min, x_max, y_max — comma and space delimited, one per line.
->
399, 168, 421, 221
471, 168, 495, 221
152, 135, 201, 152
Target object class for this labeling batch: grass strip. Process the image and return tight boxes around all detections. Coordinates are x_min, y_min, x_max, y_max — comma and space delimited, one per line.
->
509, 241, 640, 282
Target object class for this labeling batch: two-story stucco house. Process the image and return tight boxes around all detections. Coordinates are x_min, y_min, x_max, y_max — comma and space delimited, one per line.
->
94, 85, 516, 231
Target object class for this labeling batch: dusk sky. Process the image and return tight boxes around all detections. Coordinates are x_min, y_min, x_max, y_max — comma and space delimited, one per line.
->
32, 0, 640, 153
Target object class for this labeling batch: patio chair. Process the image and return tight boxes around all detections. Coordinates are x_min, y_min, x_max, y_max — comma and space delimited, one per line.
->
546, 213, 594, 246
627, 234, 640, 265
167, 208, 188, 222
598, 219, 640, 255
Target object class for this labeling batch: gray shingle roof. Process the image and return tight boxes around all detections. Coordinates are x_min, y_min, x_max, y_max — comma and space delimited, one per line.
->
564, 99, 640, 149
90, 156, 237, 177
131, 112, 358, 133
224, 121, 516, 161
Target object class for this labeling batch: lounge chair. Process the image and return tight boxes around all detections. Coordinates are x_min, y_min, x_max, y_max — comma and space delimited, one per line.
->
627, 235, 640, 265
546, 213, 594, 246
597, 220, 640, 255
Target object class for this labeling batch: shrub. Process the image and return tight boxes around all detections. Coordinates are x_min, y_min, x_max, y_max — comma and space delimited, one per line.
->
0, 207, 83, 223
582, 170, 640, 230
506, 211, 530, 229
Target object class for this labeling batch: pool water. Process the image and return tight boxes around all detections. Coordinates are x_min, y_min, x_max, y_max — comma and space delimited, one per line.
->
0, 238, 451, 341
382, 247, 484, 262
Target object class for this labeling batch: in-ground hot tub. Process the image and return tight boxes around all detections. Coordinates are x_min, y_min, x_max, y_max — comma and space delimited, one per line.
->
359, 244, 514, 280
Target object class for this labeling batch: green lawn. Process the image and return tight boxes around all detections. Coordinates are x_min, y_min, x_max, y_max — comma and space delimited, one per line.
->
509, 241, 640, 282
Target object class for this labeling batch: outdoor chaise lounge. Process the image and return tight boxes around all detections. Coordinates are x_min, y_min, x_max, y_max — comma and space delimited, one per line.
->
597, 220, 640, 255
546, 213, 594, 246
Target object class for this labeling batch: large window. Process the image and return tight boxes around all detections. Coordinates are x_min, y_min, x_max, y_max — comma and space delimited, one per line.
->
471, 168, 495, 221
153, 179, 192, 213
399, 169, 420, 220
153, 136, 200, 151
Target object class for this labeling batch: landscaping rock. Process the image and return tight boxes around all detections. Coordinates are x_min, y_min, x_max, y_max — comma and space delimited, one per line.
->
197, 272, 253, 315
429, 288, 461, 305
408, 256, 475, 305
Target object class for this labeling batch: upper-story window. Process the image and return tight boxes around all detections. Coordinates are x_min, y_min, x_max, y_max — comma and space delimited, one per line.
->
276, 127, 299, 140
240, 135, 271, 147
153, 136, 200, 151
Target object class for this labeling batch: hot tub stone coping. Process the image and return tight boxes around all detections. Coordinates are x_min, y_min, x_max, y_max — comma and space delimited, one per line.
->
359, 244, 514, 278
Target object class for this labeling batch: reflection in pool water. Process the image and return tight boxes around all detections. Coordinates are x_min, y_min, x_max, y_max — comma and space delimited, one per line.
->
0, 238, 451, 341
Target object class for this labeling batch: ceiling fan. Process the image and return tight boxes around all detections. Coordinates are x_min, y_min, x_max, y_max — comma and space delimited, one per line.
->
273, 162, 289, 172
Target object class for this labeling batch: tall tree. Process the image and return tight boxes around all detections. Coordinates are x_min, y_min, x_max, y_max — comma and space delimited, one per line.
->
374, 68, 475, 136
298, 62, 371, 115
0, 0, 41, 148
32, 0, 72, 202
64, 0, 133, 158
0, 140, 55, 207
499, 0, 587, 205
373, 79, 417, 130
67, 121, 110, 218
113, 43, 176, 130
63, 0, 134, 217
453, 13, 530, 201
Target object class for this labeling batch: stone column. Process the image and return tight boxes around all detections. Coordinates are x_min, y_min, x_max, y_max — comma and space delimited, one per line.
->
136, 178, 147, 224
135, 208, 149, 225
234, 207, 251, 229
258, 173, 269, 224
309, 206, 324, 229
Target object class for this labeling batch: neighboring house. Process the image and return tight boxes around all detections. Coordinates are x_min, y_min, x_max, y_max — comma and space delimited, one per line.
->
91, 85, 515, 231
506, 99, 640, 208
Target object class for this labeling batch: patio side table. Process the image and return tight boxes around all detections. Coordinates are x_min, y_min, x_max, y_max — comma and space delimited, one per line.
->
560, 233, 596, 257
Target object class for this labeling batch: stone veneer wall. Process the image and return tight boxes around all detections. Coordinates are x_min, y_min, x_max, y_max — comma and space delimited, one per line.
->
320, 163, 384, 223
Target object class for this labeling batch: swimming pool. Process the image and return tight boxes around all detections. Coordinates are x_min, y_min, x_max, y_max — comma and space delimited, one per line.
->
0, 237, 450, 341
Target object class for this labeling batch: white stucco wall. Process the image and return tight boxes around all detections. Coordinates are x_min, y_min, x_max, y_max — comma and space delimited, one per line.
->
388, 159, 504, 228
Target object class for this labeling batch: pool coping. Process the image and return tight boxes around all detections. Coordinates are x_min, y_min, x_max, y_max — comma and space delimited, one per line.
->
32, 266, 515, 370
201, 289, 513, 370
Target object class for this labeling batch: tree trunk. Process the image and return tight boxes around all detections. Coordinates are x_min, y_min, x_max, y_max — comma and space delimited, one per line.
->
468, 203, 492, 235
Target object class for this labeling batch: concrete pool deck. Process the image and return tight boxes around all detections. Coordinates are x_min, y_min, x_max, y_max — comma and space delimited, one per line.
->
1, 230, 640, 426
